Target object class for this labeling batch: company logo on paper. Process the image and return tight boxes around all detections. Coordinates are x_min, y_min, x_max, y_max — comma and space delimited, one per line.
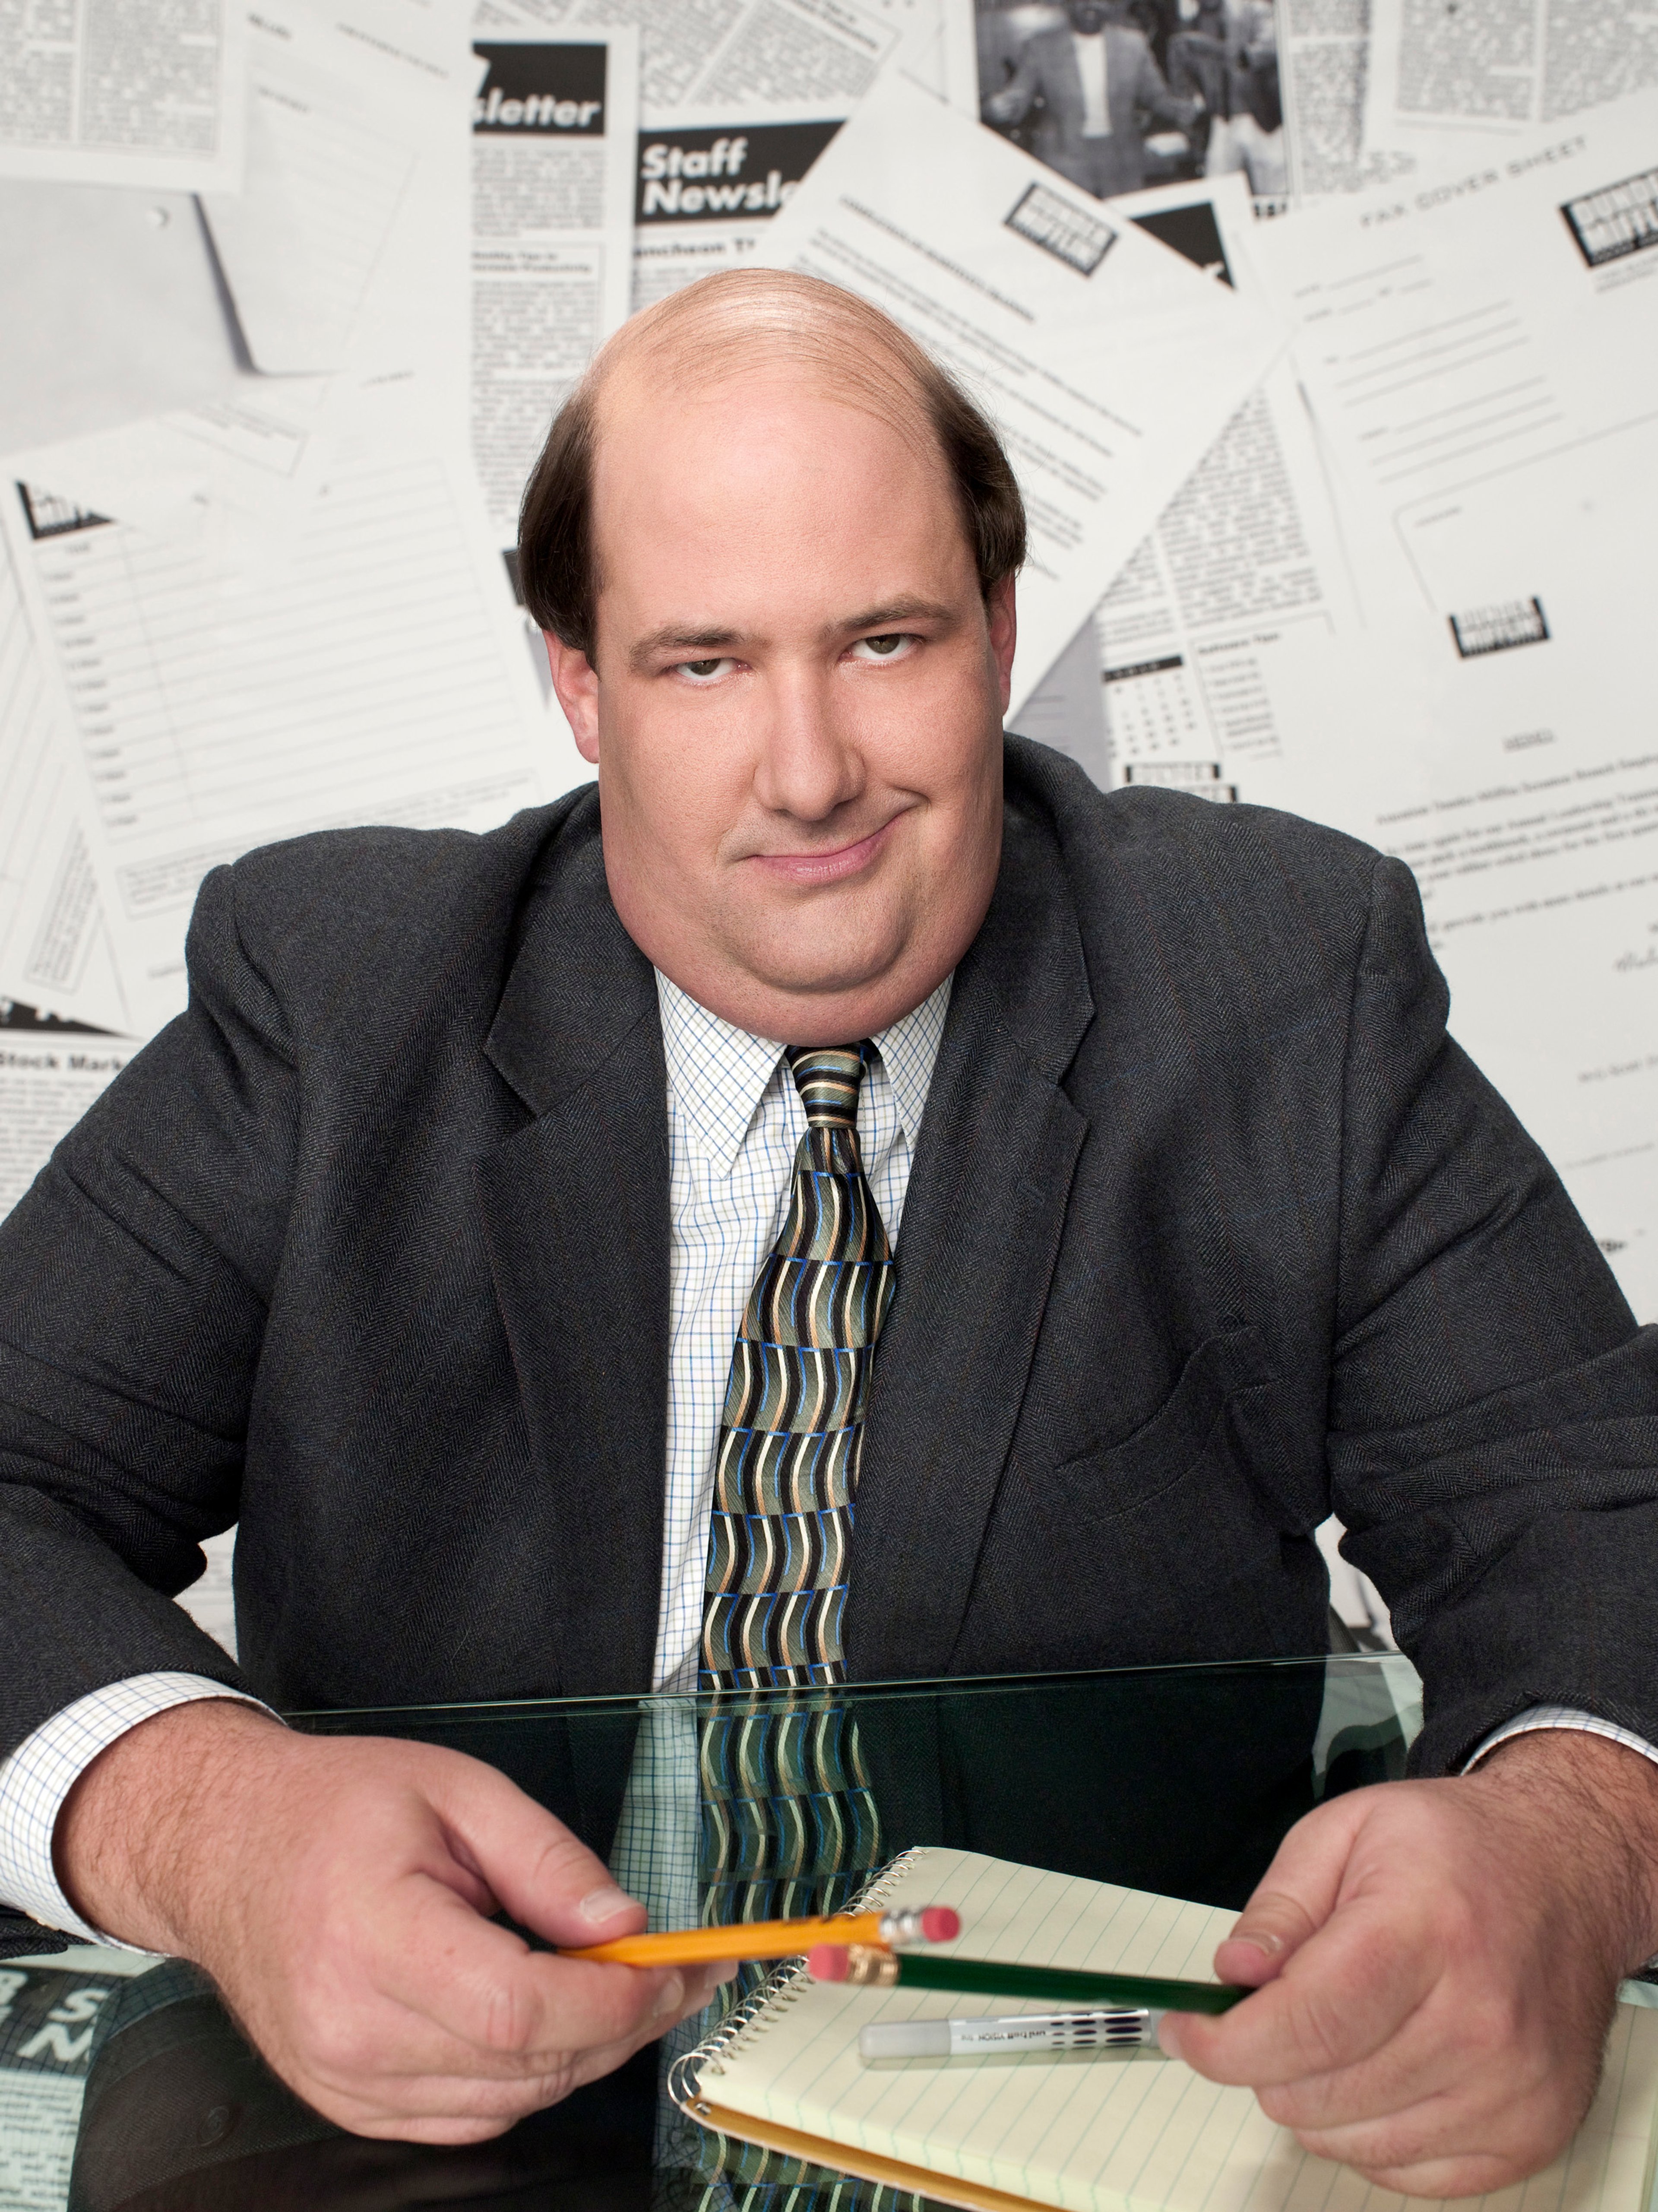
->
471, 43, 607, 134
1561, 168, 1658, 269
1004, 183, 1115, 276
1449, 598, 1550, 659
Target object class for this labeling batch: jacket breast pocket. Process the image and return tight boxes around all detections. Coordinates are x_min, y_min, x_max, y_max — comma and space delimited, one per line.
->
957, 1328, 1321, 1671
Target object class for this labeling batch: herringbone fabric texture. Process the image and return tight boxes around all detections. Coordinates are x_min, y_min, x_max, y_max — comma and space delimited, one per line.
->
699, 1044, 894, 1695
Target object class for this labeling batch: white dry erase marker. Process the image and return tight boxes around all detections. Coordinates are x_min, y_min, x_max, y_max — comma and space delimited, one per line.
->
860, 2009, 1167, 2061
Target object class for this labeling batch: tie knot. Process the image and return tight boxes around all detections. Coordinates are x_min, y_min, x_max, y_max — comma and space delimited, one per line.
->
786, 1043, 870, 1130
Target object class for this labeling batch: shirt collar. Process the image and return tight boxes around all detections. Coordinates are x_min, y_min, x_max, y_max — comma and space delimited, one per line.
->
655, 970, 952, 1176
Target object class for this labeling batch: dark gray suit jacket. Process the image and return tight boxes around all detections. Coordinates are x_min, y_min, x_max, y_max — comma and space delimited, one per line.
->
4, 737, 1656, 1803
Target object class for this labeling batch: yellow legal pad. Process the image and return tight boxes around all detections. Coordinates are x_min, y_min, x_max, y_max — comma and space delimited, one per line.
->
671, 1846, 1658, 2212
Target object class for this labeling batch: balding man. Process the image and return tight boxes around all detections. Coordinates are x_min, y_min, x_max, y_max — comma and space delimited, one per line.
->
3, 270, 1658, 2190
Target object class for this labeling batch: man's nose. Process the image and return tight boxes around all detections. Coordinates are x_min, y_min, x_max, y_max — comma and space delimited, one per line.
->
751, 665, 865, 822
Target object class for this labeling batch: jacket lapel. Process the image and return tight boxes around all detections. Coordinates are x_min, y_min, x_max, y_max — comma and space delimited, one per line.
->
847, 795, 1095, 1680
476, 799, 670, 1697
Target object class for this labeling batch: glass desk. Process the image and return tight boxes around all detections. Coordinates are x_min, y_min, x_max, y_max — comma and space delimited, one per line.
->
2, 1656, 1424, 2212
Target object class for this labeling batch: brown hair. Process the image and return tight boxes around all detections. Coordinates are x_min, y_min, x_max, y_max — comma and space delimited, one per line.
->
517, 269, 1026, 661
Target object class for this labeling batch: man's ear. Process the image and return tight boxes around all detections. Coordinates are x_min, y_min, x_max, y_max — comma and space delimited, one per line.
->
987, 574, 1018, 714
544, 633, 601, 763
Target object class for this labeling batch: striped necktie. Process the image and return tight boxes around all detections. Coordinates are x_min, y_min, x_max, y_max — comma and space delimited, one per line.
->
683, 1045, 916, 2212
699, 1041, 894, 1696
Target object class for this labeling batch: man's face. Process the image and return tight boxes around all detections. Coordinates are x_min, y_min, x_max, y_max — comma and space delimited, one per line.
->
1067, 2, 1111, 31
546, 370, 1015, 1045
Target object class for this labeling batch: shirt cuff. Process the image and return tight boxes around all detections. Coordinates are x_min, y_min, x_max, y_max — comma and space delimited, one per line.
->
0, 1673, 279, 1949
1463, 1705, 1658, 1775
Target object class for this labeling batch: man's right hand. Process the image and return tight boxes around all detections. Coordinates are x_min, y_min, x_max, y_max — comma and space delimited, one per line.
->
54, 1700, 728, 2142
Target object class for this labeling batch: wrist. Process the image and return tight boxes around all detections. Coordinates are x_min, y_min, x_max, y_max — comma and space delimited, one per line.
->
54, 1699, 291, 1955
1470, 1729, 1658, 1970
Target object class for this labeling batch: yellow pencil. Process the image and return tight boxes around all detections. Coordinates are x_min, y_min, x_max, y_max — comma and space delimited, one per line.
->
562, 1903, 960, 1966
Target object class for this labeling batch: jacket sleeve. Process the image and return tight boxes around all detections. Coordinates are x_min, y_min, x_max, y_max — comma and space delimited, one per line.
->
984, 48, 1041, 124
0, 865, 296, 1759
1326, 856, 1658, 1774
1137, 43, 1201, 129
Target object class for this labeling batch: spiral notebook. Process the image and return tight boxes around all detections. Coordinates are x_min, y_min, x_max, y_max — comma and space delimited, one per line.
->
670, 1846, 1658, 2212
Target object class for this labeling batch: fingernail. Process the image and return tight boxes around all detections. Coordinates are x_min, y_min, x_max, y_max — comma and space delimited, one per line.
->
712, 1960, 738, 1985
578, 1882, 637, 1925
1231, 1930, 1282, 1957
652, 1974, 687, 2023
1157, 2015, 1183, 2060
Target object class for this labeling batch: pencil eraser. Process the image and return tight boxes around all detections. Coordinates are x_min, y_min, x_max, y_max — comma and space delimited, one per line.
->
919, 1908, 960, 1943
809, 1944, 850, 1981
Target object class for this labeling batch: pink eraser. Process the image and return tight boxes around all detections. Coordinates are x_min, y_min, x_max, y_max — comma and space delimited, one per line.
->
920, 1907, 960, 1943
808, 1944, 850, 1981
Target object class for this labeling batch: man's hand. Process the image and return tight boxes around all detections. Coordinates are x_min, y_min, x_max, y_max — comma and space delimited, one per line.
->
1161, 1731, 1658, 2198
56, 1701, 729, 2142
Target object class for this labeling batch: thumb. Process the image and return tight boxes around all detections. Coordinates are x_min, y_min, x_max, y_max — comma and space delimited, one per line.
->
1212, 1791, 1370, 1988
1161, 1790, 1370, 2064
429, 1753, 646, 1947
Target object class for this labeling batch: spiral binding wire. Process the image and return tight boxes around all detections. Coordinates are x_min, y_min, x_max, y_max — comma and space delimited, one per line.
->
667, 1845, 927, 2117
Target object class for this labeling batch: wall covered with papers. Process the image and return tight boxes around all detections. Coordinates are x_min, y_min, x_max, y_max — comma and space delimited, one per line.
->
3, 0, 1649, 1657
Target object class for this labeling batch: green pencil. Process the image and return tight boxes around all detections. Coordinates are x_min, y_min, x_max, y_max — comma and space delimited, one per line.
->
807, 1942, 1247, 2016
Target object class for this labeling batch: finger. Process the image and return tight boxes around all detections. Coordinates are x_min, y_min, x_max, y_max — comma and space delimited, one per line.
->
303, 1966, 734, 2136
424, 1756, 647, 1949
1165, 1887, 1435, 2088
1211, 1792, 1373, 1991
367, 1877, 699, 2062
1284, 2081, 1577, 2195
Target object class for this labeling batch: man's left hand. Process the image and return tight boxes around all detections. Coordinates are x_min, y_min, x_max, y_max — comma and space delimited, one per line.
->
1160, 1730, 1658, 2198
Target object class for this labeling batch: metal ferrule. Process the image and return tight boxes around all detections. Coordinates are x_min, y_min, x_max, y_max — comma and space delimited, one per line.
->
877, 1908, 937, 1948
842, 1944, 902, 1986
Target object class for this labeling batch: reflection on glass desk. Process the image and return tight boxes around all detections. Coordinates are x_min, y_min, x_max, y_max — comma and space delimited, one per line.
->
2, 1656, 1426, 2212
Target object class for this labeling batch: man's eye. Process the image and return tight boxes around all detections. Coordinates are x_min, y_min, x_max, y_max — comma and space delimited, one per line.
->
849, 633, 914, 662
674, 657, 737, 684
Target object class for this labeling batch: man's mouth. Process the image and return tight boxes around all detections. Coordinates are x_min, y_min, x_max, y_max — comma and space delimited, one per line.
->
746, 819, 896, 887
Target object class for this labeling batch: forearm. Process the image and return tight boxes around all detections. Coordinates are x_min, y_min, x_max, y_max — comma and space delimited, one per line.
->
55, 1699, 292, 1955
1471, 1727, 1658, 1971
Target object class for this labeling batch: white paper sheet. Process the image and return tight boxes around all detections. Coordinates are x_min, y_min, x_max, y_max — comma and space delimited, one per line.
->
1364, 0, 1658, 161
0, 0, 246, 193
631, 112, 848, 311
471, 29, 639, 543
752, 69, 1285, 719
1252, 92, 1658, 646
199, 0, 472, 417
489, 0, 902, 118
0, 520, 127, 1033
2, 431, 580, 1037
0, 1035, 132, 1222
1250, 542, 1658, 1323
1058, 174, 1360, 802
0, 183, 244, 455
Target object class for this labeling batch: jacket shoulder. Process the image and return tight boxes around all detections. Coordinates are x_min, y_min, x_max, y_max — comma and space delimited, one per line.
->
190, 786, 600, 1041
1006, 731, 1384, 915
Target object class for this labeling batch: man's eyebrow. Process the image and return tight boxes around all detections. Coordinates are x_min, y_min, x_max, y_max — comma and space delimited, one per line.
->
629, 623, 743, 672
838, 598, 956, 633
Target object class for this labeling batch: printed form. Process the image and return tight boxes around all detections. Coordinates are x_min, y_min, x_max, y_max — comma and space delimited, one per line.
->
1254, 91, 1658, 638
0, 517, 125, 1033
754, 70, 1284, 719
1, 442, 567, 1037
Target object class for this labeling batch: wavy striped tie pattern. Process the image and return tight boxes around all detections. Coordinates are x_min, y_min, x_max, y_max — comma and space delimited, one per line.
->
682, 1047, 918, 2212
700, 1043, 894, 1695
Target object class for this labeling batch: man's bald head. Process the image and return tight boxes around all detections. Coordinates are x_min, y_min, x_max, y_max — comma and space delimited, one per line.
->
517, 269, 1024, 662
